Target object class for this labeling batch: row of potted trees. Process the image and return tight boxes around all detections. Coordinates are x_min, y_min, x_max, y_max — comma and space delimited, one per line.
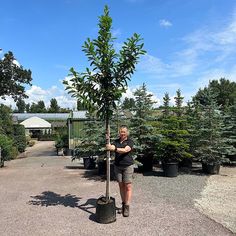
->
66, 86, 235, 178
128, 87, 235, 177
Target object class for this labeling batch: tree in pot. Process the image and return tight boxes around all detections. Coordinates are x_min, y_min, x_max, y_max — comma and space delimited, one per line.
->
174, 89, 193, 169
156, 92, 192, 177
221, 101, 236, 163
157, 116, 192, 177
130, 83, 158, 172
185, 99, 202, 163
55, 133, 68, 156
193, 89, 225, 174
63, 5, 145, 223
77, 111, 104, 169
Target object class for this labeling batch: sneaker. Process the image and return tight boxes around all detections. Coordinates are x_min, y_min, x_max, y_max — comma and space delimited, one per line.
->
123, 204, 129, 217
117, 202, 124, 214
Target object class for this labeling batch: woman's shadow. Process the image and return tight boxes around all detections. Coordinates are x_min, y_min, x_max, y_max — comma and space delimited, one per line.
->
28, 191, 97, 222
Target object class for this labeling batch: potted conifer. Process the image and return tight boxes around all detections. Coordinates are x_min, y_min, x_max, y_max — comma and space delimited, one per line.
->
130, 83, 158, 172
78, 112, 104, 169
157, 116, 192, 177
222, 102, 236, 163
194, 90, 225, 174
156, 91, 192, 177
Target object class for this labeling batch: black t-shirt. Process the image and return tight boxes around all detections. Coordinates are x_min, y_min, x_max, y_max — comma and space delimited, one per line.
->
113, 137, 134, 167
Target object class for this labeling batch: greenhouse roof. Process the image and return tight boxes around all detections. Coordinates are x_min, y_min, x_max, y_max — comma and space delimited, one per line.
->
13, 111, 87, 121
69, 111, 87, 119
20, 117, 51, 129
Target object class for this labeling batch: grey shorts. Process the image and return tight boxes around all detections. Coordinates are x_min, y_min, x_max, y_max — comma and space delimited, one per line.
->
114, 165, 134, 183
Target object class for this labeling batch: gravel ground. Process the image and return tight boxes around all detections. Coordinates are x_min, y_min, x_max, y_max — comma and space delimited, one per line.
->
0, 141, 235, 236
195, 167, 236, 233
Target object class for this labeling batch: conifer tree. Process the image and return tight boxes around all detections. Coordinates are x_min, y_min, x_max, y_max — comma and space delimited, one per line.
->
185, 99, 202, 159
48, 98, 60, 113
157, 92, 192, 163
130, 84, 157, 170
16, 98, 26, 113
194, 89, 224, 164
221, 101, 236, 159
78, 111, 104, 158
162, 92, 171, 117
174, 89, 184, 117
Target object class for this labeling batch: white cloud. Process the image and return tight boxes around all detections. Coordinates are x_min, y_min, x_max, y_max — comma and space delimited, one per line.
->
12, 59, 20, 67
214, 12, 236, 45
61, 75, 74, 87
159, 19, 172, 28
182, 13, 236, 65
0, 97, 15, 108
138, 54, 169, 75
25, 84, 77, 108
194, 66, 236, 90
137, 9, 236, 99
138, 52, 196, 78
0, 83, 77, 109
122, 85, 161, 107
112, 28, 121, 37
54, 64, 70, 70
122, 87, 135, 100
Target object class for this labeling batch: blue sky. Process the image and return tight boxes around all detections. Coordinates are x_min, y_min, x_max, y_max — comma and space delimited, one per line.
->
1, 0, 236, 109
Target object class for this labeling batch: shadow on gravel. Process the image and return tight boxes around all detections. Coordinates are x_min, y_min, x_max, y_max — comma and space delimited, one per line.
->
28, 191, 97, 222
30, 150, 58, 157
82, 170, 107, 182
141, 170, 164, 177
178, 167, 209, 176
64, 166, 108, 182
28, 191, 82, 207
136, 166, 209, 177
64, 165, 85, 170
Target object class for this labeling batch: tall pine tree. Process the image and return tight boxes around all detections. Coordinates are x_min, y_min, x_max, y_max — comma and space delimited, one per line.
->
194, 89, 224, 164
130, 84, 157, 171
221, 101, 236, 160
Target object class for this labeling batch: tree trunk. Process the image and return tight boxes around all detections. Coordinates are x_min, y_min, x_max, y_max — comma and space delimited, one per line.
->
105, 117, 110, 201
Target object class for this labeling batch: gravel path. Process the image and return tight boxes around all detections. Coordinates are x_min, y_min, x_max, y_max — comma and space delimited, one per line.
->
0, 141, 234, 236
195, 167, 236, 233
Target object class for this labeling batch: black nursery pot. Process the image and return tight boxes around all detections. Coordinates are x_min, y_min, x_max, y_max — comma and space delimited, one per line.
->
202, 163, 220, 174
162, 162, 178, 177
97, 160, 106, 175
229, 154, 236, 162
83, 157, 96, 169
179, 158, 192, 169
138, 154, 154, 172
96, 197, 116, 224
97, 161, 116, 180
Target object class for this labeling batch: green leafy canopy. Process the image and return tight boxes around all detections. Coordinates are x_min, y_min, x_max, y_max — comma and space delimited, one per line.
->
0, 51, 32, 101
63, 5, 146, 121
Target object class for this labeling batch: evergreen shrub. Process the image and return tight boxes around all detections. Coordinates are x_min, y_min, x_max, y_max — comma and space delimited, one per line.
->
13, 124, 26, 153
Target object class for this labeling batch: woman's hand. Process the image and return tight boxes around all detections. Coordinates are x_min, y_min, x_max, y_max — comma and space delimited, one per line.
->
106, 144, 116, 151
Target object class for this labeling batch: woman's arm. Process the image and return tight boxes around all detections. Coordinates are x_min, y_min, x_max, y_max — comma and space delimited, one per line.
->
106, 144, 131, 153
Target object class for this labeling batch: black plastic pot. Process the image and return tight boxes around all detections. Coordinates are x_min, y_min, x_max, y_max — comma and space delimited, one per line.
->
97, 161, 116, 180
97, 160, 106, 175
179, 158, 192, 168
95, 197, 116, 224
202, 163, 220, 174
83, 157, 96, 169
139, 154, 153, 172
229, 154, 236, 162
162, 162, 178, 177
